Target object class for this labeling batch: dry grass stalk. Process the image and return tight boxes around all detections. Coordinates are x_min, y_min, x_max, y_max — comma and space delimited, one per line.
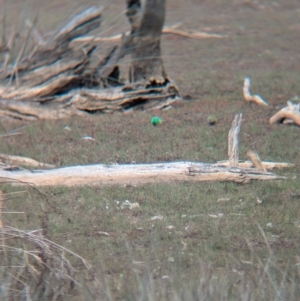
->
247, 150, 267, 172
270, 100, 300, 126
243, 77, 268, 106
228, 113, 243, 167
0, 226, 98, 300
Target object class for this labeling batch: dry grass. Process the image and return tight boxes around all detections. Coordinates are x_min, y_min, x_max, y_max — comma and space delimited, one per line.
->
1, 0, 300, 300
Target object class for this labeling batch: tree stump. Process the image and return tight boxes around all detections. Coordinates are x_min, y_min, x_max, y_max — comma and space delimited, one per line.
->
0, 2, 180, 120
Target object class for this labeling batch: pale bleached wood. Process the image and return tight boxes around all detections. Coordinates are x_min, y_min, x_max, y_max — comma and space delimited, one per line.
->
243, 77, 268, 106
0, 78, 179, 119
70, 23, 225, 45
0, 161, 285, 187
246, 150, 266, 172
228, 113, 242, 167
270, 100, 300, 126
0, 154, 55, 169
217, 160, 293, 170
1, 74, 77, 99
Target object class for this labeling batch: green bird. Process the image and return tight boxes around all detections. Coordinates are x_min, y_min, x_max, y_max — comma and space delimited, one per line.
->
151, 116, 162, 126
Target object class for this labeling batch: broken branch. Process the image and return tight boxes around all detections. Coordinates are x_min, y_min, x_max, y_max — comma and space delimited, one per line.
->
270, 100, 300, 126
217, 160, 294, 170
243, 77, 268, 106
247, 150, 266, 172
70, 23, 225, 44
228, 113, 242, 167
0, 154, 55, 169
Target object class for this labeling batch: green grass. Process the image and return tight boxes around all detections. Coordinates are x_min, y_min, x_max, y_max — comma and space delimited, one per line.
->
1, 0, 300, 300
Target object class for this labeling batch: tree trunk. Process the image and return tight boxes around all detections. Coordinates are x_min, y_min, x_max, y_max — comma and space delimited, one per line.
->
126, 0, 166, 82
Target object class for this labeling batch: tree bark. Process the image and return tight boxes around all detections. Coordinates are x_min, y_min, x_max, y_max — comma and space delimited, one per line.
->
126, 0, 166, 82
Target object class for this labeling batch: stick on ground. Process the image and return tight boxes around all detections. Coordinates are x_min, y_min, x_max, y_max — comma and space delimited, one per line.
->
270, 100, 300, 126
243, 77, 268, 106
228, 113, 242, 167
0, 154, 55, 169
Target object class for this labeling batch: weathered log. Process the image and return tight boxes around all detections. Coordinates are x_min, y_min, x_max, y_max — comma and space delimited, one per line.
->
0, 161, 285, 187
0, 77, 179, 119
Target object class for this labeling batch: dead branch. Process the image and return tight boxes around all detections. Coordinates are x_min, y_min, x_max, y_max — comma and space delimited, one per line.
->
70, 23, 225, 44
0, 154, 55, 169
243, 77, 268, 106
217, 160, 294, 170
270, 100, 300, 126
162, 28, 225, 39
228, 113, 242, 167
247, 150, 266, 172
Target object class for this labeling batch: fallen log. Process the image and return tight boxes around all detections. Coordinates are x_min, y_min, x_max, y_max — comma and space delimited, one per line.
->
70, 23, 226, 44
0, 161, 285, 187
0, 115, 290, 187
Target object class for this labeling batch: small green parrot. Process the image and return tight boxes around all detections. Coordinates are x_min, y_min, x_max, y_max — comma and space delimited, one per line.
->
151, 116, 162, 126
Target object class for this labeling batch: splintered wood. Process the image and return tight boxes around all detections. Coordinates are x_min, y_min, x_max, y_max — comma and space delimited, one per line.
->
243, 77, 268, 106
0, 162, 286, 187
228, 113, 242, 167
0, 5, 180, 120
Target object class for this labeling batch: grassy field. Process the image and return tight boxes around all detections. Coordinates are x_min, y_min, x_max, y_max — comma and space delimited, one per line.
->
1, 0, 300, 300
